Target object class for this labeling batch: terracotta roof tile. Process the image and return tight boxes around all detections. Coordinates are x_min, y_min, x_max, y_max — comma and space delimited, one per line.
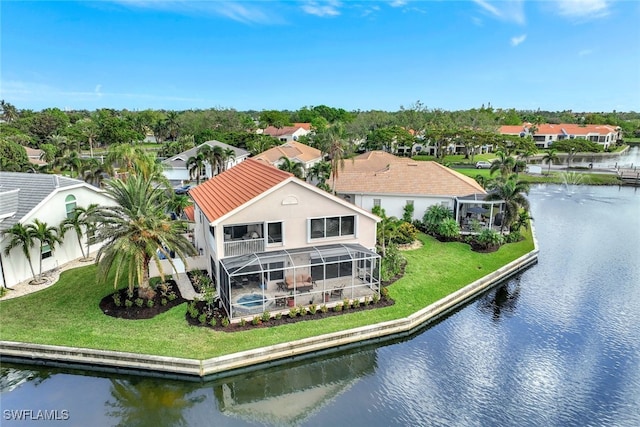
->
253, 141, 322, 164
501, 123, 619, 136
183, 205, 195, 221
333, 151, 485, 196
189, 159, 292, 223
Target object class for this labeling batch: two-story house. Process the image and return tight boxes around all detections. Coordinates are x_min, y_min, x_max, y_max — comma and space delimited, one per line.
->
259, 123, 311, 143
189, 159, 380, 319
500, 123, 622, 149
252, 140, 323, 178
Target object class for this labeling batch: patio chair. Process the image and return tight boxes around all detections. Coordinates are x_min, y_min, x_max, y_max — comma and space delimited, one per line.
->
330, 284, 345, 299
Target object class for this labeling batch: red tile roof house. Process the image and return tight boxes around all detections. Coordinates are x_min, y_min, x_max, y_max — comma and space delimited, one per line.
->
258, 123, 312, 143
499, 123, 622, 149
188, 159, 381, 320
331, 151, 505, 234
252, 140, 323, 178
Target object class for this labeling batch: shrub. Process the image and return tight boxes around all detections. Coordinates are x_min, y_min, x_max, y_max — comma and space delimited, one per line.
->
252, 316, 261, 326
208, 317, 217, 327
112, 293, 122, 307
372, 293, 380, 304
146, 299, 154, 308
320, 304, 329, 313
504, 231, 522, 243
394, 221, 418, 244
333, 303, 343, 312
275, 312, 282, 320
198, 313, 207, 324
363, 296, 370, 306
402, 201, 415, 223
423, 204, 453, 234
309, 303, 317, 315
239, 318, 247, 327
343, 298, 351, 309
381, 287, 389, 299
288, 307, 298, 318
477, 229, 504, 248
135, 298, 144, 307
298, 305, 307, 316
381, 242, 405, 282
167, 292, 177, 301
187, 303, 199, 319
124, 299, 133, 308
261, 311, 271, 323
438, 218, 460, 240
221, 317, 230, 327
352, 298, 360, 309
161, 298, 168, 306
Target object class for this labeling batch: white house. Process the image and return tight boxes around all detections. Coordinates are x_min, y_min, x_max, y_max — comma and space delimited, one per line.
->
500, 123, 622, 149
0, 172, 117, 288
188, 159, 381, 319
258, 123, 311, 143
332, 151, 488, 220
162, 140, 250, 184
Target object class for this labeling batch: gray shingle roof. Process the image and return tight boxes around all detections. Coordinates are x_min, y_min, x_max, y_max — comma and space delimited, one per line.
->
0, 172, 84, 232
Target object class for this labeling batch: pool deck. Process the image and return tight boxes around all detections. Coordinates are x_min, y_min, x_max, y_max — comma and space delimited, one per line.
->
1, 230, 539, 379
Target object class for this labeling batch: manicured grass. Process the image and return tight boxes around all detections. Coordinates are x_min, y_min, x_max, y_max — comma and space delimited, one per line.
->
454, 168, 622, 185
0, 233, 533, 359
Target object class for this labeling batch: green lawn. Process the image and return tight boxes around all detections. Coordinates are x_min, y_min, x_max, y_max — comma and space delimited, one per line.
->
454, 168, 622, 185
0, 233, 534, 359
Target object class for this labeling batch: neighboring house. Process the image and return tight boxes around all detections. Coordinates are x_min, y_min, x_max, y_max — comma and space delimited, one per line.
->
23, 146, 47, 167
500, 123, 622, 149
162, 140, 250, 184
252, 140, 323, 177
332, 151, 504, 232
0, 172, 117, 288
259, 123, 311, 142
189, 159, 381, 319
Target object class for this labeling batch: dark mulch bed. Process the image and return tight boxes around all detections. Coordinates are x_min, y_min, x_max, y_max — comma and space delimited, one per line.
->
100, 280, 186, 320
432, 233, 500, 253
185, 295, 395, 332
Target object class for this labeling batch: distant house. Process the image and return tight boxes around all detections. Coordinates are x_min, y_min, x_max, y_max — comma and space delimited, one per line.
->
23, 146, 47, 167
189, 159, 380, 319
0, 172, 117, 288
162, 140, 249, 184
500, 123, 622, 149
252, 140, 323, 177
259, 123, 311, 143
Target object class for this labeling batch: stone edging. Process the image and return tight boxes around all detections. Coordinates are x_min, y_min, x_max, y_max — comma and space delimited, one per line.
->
1, 230, 539, 378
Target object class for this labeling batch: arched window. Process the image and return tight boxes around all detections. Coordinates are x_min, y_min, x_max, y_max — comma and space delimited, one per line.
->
65, 195, 76, 219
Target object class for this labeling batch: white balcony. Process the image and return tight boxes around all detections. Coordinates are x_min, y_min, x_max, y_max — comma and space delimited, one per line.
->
224, 238, 265, 257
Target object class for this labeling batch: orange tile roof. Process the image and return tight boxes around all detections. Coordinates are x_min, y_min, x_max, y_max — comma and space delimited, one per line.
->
183, 205, 195, 221
500, 123, 619, 136
333, 151, 485, 196
189, 159, 292, 223
253, 140, 322, 164
293, 122, 312, 130
262, 124, 310, 137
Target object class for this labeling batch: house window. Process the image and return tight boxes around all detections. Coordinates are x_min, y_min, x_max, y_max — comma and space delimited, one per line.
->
373, 199, 381, 208
41, 243, 52, 260
267, 222, 283, 244
65, 195, 76, 219
309, 215, 356, 239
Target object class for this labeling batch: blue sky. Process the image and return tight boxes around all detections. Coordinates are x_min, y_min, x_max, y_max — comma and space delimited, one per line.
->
2, 1, 639, 112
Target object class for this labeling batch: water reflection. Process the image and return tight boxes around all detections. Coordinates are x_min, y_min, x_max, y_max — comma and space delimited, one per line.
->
106, 378, 206, 427
478, 279, 522, 322
214, 350, 377, 426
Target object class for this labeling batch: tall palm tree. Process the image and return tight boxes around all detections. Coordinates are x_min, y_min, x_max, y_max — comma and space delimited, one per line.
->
186, 153, 206, 184
197, 144, 223, 177
167, 194, 192, 220
0, 100, 19, 123
106, 143, 147, 176
542, 149, 559, 174
485, 176, 531, 233
59, 204, 100, 261
30, 219, 63, 279
324, 123, 349, 193
277, 156, 305, 179
221, 147, 236, 172
94, 176, 197, 299
1, 223, 37, 283
308, 160, 332, 185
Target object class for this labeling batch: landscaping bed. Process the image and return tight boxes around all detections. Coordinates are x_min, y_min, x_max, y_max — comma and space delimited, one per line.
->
99, 280, 185, 320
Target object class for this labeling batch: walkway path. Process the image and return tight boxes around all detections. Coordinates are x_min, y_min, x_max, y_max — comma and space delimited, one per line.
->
1, 256, 201, 301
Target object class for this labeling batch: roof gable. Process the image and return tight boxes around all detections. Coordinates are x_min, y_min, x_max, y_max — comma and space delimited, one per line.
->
189, 159, 292, 223
253, 141, 322, 164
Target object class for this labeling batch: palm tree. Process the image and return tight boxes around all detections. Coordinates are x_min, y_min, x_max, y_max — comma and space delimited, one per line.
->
490, 150, 516, 178
197, 144, 223, 177
1, 223, 38, 283
221, 147, 236, 172
94, 176, 197, 299
277, 156, 305, 178
59, 204, 100, 261
511, 210, 533, 233
106, 143, 147, 176
186, 153, 206, 184
308, 160, 332, 185
542, 149, 559, 174
0, 100, 19, 123
167, 194, 192, 220
324, 123, 349, 193
30, 219, 63, 279
485, 176, 531, 233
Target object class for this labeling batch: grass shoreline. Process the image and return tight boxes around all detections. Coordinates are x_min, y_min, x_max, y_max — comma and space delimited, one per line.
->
0, 232, 534, 360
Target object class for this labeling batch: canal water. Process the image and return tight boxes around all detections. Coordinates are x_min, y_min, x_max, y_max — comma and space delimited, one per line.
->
2, 184, 639, 427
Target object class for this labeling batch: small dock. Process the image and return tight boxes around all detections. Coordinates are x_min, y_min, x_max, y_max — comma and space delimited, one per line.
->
618, 167, 640, 186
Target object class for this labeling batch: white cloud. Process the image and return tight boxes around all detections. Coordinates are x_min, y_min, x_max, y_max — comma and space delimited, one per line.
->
301, 1, 342, 17
94, 84, 103, 97
107, 1, 276, 24
511, 34, 527, 46
555, 0, 611, 20
389, 0, 407, 7
472, 0, 526, 25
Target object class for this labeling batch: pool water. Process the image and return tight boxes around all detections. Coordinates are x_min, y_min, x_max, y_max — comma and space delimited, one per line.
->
236, 294, 266, 307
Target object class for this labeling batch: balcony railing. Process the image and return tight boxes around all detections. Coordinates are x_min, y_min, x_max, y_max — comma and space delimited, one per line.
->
224, 239, 265, 257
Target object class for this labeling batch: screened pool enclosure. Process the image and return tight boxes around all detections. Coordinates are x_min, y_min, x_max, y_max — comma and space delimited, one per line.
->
219, 244, 381, 319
